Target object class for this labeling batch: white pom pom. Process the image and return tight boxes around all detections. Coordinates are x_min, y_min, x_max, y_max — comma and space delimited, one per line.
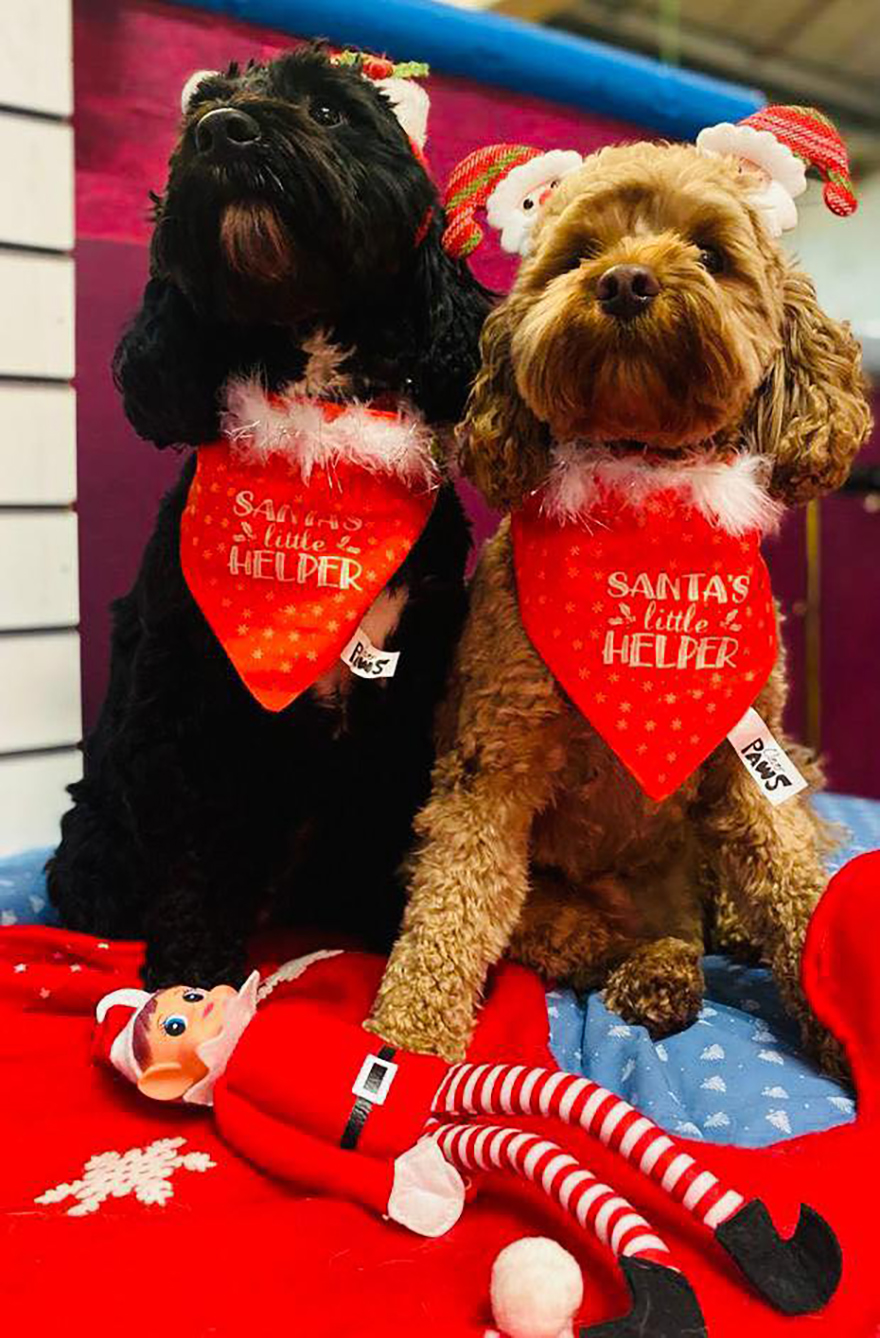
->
181, 69, 219, 114
490, 1237, 583, 1338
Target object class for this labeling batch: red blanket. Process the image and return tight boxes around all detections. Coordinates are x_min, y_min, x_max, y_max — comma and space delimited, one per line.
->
2, 854, 879, 1337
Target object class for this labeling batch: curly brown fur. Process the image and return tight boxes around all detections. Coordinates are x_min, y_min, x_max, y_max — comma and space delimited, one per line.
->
369, 141, 872, 1066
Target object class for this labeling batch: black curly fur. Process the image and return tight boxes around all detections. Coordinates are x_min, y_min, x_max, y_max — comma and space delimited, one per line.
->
47, 45, 491, 988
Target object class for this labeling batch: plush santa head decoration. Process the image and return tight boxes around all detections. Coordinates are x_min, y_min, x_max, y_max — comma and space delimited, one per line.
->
443, 144, 583, 259
697, 104, 857, 237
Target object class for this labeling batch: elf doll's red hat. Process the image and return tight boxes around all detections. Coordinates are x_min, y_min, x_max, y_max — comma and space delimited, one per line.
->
92, 987, 153, 1084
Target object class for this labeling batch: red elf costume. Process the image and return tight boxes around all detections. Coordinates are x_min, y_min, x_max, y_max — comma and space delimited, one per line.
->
94, 946, 842, 1337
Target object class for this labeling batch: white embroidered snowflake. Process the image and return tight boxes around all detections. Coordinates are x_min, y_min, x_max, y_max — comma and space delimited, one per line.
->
34, 1137, 215, 1216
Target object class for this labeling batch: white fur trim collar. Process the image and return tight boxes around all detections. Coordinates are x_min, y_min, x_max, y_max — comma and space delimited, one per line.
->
542, 447, 781, 536
221, 380, 439, 488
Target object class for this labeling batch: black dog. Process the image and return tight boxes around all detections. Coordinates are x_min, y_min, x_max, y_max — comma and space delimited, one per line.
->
48, 44, 490, 988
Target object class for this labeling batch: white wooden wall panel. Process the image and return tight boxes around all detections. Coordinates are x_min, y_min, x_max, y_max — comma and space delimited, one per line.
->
0, 0, 79, 865
0, 384, 76, 504
0, 513, 79, 631
0, 751, 81, 859
0, 0, 73, 118
0, 632, 81, 752
0, 254, 75, 380
0, 114, 74, 251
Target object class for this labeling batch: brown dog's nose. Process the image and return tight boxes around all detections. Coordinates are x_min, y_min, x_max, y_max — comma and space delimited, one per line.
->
195, 107, 261, 156
596, 264, 661, 320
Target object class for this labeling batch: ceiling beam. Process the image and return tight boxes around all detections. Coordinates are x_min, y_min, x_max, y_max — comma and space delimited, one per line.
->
561, 0, 880, 127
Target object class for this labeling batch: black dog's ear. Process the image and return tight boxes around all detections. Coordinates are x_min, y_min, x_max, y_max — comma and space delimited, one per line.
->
112, 277, 229, 447
406, 224, 494, 425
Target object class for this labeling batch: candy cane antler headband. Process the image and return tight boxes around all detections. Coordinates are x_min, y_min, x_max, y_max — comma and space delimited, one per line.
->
426, 1062, 841, 1333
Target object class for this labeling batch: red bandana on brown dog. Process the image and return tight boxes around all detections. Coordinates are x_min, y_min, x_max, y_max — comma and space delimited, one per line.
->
512, 465, 778, 800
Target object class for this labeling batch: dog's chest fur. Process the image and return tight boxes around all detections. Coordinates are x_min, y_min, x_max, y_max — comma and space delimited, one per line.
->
529, 718, 706, 942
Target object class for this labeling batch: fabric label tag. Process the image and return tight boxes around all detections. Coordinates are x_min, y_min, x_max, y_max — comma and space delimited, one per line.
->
727, 707, 808, 806
341, 626, 400, 680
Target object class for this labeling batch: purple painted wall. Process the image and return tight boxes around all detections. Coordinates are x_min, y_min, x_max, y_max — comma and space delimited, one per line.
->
73, 0, 879, 793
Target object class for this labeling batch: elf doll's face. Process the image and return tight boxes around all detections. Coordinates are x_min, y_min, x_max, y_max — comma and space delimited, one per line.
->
138, 985, 238, 1101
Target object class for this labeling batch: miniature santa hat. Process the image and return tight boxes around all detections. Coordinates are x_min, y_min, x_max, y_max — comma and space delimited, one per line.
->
93, 987, 154, 1084
443, 144, 583, 258
697, 104, 857, 236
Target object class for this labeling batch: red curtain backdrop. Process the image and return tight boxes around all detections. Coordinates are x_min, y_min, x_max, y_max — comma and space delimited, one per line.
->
73, 0, 879, 795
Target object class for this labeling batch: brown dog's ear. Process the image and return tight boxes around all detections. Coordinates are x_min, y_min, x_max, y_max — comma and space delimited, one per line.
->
748, 264, 872, 504
457, 300, 551, 512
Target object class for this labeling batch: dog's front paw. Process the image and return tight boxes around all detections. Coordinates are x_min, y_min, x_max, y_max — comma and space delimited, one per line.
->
367, 978, 473, 1062
603, 938, 704, 1038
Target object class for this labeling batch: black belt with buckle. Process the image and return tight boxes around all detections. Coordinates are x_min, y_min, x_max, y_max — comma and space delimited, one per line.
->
340, 1045, 398, 1150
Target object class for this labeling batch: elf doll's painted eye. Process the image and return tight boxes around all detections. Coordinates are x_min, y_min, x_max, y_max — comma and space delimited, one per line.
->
163, 1015, 188, 1037
182, 991, 204, 1003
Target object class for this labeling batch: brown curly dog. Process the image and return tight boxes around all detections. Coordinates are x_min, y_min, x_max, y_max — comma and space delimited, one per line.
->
369, 141, 872, 1071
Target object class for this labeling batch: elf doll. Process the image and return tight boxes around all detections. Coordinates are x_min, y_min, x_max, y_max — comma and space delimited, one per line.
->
94, 950, 840, 1338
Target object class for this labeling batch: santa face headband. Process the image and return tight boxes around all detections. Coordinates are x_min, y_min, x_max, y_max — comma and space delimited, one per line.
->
511, 455, 781, 800
697, 104, 858, 237
442, 105, 856, 263
180, 384, 438, 711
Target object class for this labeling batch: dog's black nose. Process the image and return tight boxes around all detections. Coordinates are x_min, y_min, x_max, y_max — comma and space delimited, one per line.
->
597, 264, 660, 320
195, 108, 261, 156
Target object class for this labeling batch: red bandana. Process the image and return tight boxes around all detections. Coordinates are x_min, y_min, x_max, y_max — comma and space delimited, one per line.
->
511, 486, 778, 800
180, 407, 435, 711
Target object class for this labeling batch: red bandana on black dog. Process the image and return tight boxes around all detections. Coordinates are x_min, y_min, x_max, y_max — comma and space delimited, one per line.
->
512, 453, 781, 800
181, 388, 437, 711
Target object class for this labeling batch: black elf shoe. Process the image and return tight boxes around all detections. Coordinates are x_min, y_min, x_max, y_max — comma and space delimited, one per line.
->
714, 1198, 842, 1315
581, 1257, 707, 1338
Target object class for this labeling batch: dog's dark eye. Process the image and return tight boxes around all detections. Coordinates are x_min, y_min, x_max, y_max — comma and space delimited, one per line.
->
558, 239, 599, 273
697, 245, 725, 275
310, 101, 344, 128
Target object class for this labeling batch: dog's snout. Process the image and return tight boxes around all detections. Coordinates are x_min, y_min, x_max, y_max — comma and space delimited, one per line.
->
195, 108, 261, 156
597, 264, 660, 321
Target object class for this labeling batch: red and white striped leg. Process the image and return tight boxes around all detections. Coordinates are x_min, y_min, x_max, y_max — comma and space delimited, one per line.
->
427, 1122, 707, 1338
434, 1064, 743, 1229
432, 1064, 841, 1316
430, 1120, 672, 1269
